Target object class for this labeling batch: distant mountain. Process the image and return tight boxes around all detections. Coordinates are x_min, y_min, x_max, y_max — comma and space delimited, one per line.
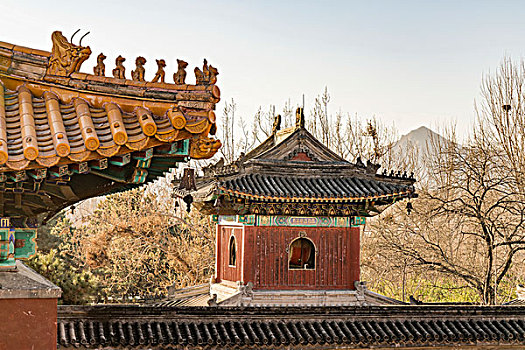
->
393, 126, 448, 156
390, 126, 451, 178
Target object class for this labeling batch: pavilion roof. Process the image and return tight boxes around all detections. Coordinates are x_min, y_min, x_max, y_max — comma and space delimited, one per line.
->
192, 112, 415, 215
217, 173, 413, 203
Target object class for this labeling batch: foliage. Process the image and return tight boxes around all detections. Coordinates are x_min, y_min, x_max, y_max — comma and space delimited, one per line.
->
26, 214, 100, 304
27, 248, 100, 304
28, 187, 214, 304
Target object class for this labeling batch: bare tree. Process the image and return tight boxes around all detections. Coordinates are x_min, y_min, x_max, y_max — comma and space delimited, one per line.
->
221, 88, 404, 173
366, 123, 525, 305
220, 99, 236, 163
478, 57, 525, 193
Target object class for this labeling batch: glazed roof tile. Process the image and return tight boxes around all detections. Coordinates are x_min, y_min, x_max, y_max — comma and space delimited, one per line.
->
57, 305, 525, 349
0, 85, 214, 170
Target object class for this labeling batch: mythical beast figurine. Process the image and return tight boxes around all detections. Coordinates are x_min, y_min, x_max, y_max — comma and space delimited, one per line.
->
46, 30, 92, 76
194, 59, 218, 85
189, 137, 222, 159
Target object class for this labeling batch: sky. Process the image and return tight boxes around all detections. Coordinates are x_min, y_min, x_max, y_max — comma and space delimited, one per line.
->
1, 0, 525, 138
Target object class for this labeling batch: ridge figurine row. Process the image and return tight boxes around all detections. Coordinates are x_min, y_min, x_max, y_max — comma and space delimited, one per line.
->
93, 54, 218, 85
46, 30, 218, 85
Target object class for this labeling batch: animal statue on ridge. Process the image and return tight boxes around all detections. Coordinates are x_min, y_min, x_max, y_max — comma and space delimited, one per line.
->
173, 59, 188, 85
93, 53, 106, 76
131, 56, 146, 81
46, 30, 92, 76
112, 55, 126, 79
194, 59, 218, 85
272, 114, 281, 134
152, 59, 166, 83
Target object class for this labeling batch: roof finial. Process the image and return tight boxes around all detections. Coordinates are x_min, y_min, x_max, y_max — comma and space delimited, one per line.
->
295, 107, 305, 129
272, 114, 281, 135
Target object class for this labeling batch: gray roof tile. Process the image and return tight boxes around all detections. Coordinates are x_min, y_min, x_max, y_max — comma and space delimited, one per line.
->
219, 174, 413, 202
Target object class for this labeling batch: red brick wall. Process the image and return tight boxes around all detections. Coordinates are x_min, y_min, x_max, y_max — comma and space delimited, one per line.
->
242, 226, 360, 290
0, 298, 57, 350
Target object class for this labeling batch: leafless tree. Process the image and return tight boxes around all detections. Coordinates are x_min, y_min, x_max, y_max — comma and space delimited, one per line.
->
367, 120, 525, 304
219, 99, 237, 163
478, 57, 525, 193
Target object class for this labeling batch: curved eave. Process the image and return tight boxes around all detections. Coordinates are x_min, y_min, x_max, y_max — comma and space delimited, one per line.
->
218, 186, 414, 204
0, 80, 218, 171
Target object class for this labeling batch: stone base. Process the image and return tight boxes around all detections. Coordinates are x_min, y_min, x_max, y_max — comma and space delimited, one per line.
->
210, 280, 404, 307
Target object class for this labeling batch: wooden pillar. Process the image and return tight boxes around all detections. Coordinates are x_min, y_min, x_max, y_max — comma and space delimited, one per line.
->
348, 226, 361, 287
215, 224, 221, 283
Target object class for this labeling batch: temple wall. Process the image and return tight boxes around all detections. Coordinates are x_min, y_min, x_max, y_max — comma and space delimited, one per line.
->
0, 298, 57, 350
216, 225, 243, 283
239, 226, 360, 290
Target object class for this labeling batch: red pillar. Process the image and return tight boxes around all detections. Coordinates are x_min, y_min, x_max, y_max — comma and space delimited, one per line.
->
349, 226, 361, 287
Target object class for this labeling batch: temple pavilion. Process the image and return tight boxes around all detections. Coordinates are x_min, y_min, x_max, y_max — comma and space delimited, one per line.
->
183, 108, 416, 306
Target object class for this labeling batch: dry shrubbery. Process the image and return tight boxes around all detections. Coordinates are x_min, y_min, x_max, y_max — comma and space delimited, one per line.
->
74, 188, 214, 300
31, 187, 215, 303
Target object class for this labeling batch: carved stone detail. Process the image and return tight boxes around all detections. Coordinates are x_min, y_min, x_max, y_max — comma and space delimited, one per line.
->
354, 281, 368, 302
207, 293, 218, 306
131, 56, 146, 82
112, 55, 126, 79
237, 281, 254, 297
194, 59, 218, 85
173, 59, 188, 85
189, 137, 221, 159
93, 53, 106, 76
46, 31, 92, 76
152, 59, 166, 83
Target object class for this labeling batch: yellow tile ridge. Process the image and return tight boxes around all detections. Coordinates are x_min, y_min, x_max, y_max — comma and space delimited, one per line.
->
81, 75, 215, 92
7, 44, 50, 57
12, 45, 51, 57
0, 41, 15, 50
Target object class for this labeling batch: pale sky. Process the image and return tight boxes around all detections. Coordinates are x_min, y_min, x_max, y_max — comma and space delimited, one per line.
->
1, 0, 525, 137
